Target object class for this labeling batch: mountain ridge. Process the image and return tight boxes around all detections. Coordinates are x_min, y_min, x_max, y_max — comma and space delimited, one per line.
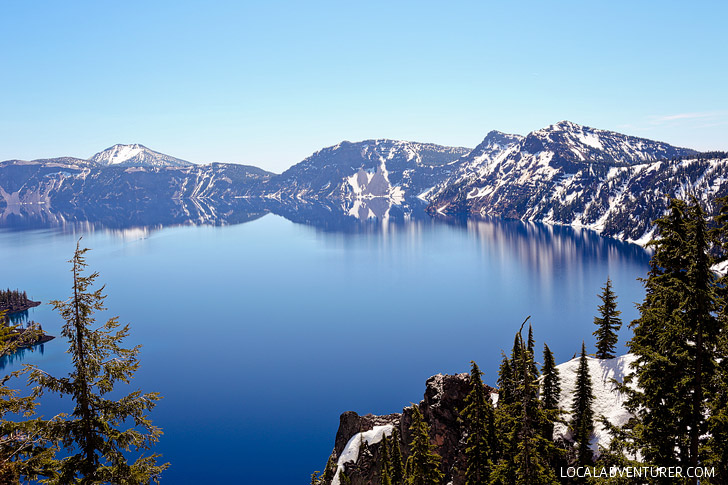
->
1, 122, 726, 244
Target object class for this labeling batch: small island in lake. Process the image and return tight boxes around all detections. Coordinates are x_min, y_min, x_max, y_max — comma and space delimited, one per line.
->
0, 288, 41, 314
0, 288, 54, 355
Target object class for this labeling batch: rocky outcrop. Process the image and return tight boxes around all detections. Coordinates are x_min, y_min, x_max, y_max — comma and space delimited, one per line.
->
323, 373, 495, 485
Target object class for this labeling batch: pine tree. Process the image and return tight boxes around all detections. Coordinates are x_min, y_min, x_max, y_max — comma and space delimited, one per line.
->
0, 310, 55, 481
592, 277, 622, 359
541, 343, 561, 439
405, 405, 443, 485
390, 427, 405, 485
705, 195, 728, 482
496, 354, 513, 407
339, 470, 351, 485
571, 342, 594, 467
381, 454, 393, 485
460, 361, 496, 484
27, 242, 169, 483
379, 434, 392, 485
315, 453, 336, 484
491, 322, 559, 485
526, 325, 538, 380
625, 198, 721, 483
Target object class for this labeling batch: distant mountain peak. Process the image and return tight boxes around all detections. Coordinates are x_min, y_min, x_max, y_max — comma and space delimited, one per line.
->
541, 120, 587, 133
89, 144, 193, 168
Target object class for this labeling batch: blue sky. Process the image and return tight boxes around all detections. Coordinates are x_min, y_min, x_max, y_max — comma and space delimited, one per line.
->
1, 1, 726, 172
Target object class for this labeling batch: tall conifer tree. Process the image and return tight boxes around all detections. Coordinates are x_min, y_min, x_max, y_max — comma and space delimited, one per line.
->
541, 343, 561, 439
27, 242, 169, 483
705, 195, 728, 481
491, 323, 559, 485
461, 361, 496, 484
405, 406, 443, 485
390, 427, 405, 485
592, 277, 622, 359
0, 311, 54, 481
626, 198, 721, 484
571, 342, 594, 467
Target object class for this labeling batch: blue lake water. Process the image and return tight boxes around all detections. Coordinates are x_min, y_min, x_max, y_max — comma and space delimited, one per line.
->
0, 213, 650, 483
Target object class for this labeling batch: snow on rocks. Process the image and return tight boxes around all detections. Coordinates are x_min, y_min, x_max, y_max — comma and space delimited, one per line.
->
331, 425, 393, 485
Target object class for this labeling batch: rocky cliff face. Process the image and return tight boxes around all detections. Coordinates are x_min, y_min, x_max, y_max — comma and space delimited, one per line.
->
322, 373, 495, 485
321, 354, 637, 485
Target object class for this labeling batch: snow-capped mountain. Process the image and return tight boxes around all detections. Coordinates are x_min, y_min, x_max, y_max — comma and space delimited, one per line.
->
426, 121, 727, 242
1, 124, 727, 242
89, 144, 193, 168
263, 139, 471, 203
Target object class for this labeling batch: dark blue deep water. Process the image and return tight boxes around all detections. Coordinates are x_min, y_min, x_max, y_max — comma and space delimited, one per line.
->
0, 214, 650, 483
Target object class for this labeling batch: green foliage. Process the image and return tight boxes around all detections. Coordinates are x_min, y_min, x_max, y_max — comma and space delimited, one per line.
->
491, 322, 559, 485
571, 342, 595, 467
625, 197, 722, 481
496, 354, 513, 407
405, 405, 443, 485
461, 361, 496, 484
26, 242, 169, 484
592, 277, 622, 359
0, 308, 56, 482
540, 343, 561, 440
0, 289, 30, 313
310, 470, 321, 485
339, 469, 351, 485
390, 427, 405, 484
321, 453, 336, 483
586, 418, 642, 485
540, 344, 560, 413
379, 434, 392, 485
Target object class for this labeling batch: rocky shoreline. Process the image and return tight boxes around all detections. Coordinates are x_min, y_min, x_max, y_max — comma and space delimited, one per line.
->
0, 299, 41, 314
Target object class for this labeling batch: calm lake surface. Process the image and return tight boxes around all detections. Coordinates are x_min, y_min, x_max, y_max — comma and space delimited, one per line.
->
0, 213, 650, 483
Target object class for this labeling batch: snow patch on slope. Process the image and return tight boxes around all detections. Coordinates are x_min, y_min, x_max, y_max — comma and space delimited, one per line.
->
553, 354, 637, 453
332, 425, 393, 485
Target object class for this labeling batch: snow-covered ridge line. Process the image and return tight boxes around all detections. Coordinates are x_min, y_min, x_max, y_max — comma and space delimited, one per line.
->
427, 122, 726, 244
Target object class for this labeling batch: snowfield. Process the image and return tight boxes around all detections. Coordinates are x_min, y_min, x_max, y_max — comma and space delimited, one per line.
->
551, 353, 637, 453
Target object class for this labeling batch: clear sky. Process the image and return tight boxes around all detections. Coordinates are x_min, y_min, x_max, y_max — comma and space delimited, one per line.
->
1, 1, 726, 172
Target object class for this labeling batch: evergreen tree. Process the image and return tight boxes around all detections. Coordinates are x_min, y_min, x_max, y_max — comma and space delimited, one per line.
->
27, 242, 169, 484
706, 194, 728, 481
496, 354, 513, 407
491, 322, 559, 485
0, 310, 54, 481
540, 343, 561, 439
625, 198, 721, 483
315, 453, 336, 484
460, 360, 496, 485
381, 455, 393, 485
390, 427, 405, 485
339, 470, 351, 485
379, 434, 392, 485
571, 342, 594, 467
309, 470, 321, 485
592, 277, 622, 359
405, 405, 443, 485
526, 325, 538, 381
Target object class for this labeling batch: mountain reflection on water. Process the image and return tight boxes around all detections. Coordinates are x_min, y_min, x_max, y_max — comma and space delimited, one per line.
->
0, 196, 651, 485
0, 196, 650, 264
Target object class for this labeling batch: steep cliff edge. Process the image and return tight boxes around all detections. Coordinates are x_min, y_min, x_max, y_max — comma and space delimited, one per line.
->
321, 373, 495, 485
319, 354, 636, 484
